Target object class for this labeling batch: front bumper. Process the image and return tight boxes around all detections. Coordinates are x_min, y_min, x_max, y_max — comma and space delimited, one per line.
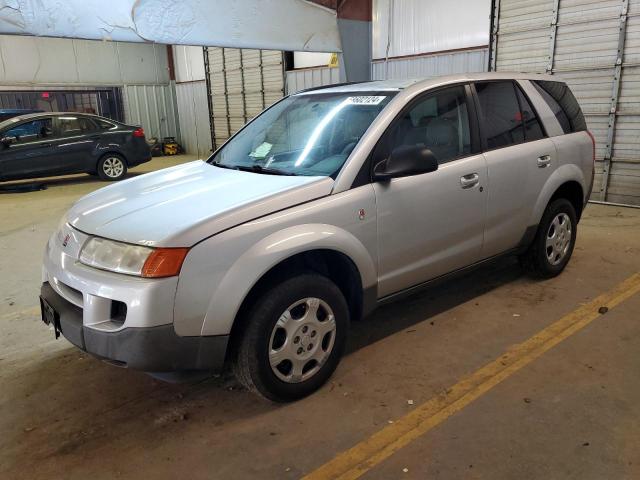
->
41, 282, 228, 372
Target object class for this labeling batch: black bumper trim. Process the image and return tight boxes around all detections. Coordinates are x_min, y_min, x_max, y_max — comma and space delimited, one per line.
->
40, 283, 228, 373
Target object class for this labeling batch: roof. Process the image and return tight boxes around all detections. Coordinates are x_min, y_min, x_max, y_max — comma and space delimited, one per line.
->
0, 112, 117, 130
295, 71, 559, 95
296, 79, 419, 94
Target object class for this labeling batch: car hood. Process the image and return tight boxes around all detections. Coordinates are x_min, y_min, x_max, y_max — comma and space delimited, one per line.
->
67, 160, 334, 247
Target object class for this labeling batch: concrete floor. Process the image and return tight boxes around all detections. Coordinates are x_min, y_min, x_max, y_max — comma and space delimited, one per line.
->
1, 156, 639, 479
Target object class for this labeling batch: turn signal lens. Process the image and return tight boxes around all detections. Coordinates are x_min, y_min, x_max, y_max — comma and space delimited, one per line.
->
141, 248, 189, 278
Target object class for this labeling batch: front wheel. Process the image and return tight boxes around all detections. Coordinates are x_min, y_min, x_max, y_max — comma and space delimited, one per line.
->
97, 154, 127, 181
520, 198, 577, 278
233, 273, 349, 402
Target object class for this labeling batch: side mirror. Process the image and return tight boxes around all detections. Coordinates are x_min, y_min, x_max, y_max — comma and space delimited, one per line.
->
373, 145, 438, 181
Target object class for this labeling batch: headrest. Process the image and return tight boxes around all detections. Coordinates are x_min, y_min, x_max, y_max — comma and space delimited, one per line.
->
425, 118, 457, 147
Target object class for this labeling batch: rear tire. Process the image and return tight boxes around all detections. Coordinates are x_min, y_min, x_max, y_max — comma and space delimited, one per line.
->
519, 198, 577, 279
233, 273, 349, 402
97, 154, 127, 181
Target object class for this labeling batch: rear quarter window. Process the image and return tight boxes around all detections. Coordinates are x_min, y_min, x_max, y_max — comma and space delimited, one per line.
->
532, 81, 586, 134
96, 119, 117, 130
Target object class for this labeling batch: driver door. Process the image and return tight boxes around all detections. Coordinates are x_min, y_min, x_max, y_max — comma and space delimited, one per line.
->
373, 84, 488, 297
0, 117, 55, 180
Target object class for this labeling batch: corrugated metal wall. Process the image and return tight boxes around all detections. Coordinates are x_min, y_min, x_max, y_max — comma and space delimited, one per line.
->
285, 66, 340, 94
372, 48, 489, 80
372, 0, 491, 58
122, 84, 180, 142
175, 80, 212, 158
0, 36, 170, 86
284, 49, 488, 94
204, 47, 285, 149
491, 0, 640, 206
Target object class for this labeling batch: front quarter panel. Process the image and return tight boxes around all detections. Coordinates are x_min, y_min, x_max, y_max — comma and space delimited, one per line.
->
173, 185, 378, 337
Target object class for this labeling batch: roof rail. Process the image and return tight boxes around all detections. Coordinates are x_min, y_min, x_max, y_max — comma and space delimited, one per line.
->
296, 81, 372, 94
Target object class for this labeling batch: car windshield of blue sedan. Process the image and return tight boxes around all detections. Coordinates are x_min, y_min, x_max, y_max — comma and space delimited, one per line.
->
209, 92, 396, 177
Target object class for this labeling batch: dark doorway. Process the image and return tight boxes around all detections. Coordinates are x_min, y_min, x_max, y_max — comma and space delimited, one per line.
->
0, 88, 124, 122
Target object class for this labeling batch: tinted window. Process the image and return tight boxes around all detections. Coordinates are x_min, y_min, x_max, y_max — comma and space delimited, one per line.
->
386, 85, 471, 164
96, 118, 116, 130
515, 85, 545, 142
475, 81, 525, 149
532, 81, 586, 133
57, 116, 96, 136
3, 118, 53, 144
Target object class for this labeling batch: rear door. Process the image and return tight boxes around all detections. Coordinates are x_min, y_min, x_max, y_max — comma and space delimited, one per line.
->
474, 80, 557, 257
51, 115, 101, 172
373, 84, 488, 297
0, 117, 56, 180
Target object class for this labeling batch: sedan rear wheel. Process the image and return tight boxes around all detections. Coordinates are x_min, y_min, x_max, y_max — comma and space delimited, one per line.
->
97, 154, 127, 181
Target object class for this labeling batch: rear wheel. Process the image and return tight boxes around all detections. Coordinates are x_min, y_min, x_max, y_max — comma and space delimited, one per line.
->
97, 154, 127, 181
233, 273, 349, 402
520, 198, 577, 278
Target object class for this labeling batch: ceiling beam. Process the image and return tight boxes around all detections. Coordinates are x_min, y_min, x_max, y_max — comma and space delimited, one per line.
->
0, 0, 341, 52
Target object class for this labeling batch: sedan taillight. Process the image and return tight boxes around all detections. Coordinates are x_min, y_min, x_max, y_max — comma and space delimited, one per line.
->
133, 127, 145, 138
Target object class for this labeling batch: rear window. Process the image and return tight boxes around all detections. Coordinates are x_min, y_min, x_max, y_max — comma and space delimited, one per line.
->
95, 118, 116, 130
57, 116, 96, 136
475, 81, 525, 150
532, 81, 586, 134
515, 84, 545, 142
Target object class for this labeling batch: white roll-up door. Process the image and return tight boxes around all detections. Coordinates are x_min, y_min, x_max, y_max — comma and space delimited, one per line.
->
490, 0, 640, 206
204, 47, 285, 150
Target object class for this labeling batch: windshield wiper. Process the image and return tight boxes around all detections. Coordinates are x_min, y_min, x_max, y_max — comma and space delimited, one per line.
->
211, 161, 238, 170
235, 165, 296, 176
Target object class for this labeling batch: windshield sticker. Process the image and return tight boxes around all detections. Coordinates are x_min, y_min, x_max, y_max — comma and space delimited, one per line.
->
249, 142, 273, 159
346, 96, 387, 105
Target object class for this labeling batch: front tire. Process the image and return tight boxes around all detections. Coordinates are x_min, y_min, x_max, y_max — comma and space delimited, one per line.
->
97, 154, 127, 181
233, 273, 349, 402
520, 198, 577, 278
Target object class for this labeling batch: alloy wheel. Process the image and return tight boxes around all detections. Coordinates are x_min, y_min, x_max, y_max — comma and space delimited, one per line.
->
102, 157, 124, 178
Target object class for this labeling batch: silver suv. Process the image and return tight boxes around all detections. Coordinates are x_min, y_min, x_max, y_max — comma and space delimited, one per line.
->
41, 73, 594, 401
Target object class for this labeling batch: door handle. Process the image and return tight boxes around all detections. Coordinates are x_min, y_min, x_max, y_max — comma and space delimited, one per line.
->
460, 173, 479, 189
537, 155, 551, 168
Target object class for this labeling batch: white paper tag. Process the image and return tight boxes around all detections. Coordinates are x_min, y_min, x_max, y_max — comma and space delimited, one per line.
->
346, 96, 387, 105
249, 142, 273, 158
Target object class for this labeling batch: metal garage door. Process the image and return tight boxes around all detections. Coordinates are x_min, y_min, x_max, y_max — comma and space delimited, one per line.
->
204, 47, 285, 150
490, 0, 640, 206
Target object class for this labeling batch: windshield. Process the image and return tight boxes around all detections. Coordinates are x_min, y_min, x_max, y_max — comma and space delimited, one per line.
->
208, 91, 396, 177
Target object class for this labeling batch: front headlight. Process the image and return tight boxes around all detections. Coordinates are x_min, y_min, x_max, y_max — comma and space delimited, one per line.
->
79, 237, 188, 278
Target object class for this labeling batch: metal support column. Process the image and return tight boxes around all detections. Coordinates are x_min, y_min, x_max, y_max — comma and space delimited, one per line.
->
203, 46, 216, 151
601, 0, 628, 201
546, 0, 560, 73
337, 0, 372, 82
221, 48, 232, 140
259, 50, 266, 109
239, 50, 248, 123
489, 0, 501, 71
